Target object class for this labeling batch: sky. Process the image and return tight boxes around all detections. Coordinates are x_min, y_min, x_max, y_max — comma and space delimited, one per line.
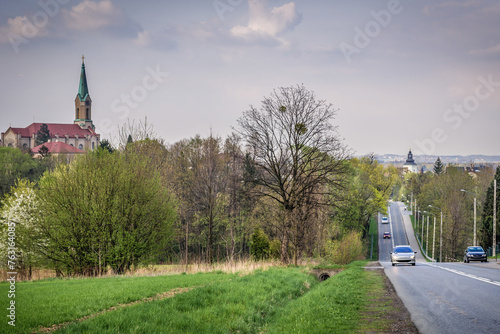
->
0, 0, 499, 156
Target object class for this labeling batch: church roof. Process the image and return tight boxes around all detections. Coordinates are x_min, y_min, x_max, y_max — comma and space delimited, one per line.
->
32, 141, 85, 154
6, 123, 98, 138
77, 58, 90, 101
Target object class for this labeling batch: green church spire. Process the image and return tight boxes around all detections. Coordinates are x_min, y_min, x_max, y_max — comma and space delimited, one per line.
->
78, 55, 89, 101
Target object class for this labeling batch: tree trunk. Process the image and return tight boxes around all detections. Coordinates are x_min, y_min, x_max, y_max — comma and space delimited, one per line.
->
281, 233, 289, 263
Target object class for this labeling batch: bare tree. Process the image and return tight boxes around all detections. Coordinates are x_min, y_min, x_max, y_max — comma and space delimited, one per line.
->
116, 117, 157, 151
236, 85, 349, 264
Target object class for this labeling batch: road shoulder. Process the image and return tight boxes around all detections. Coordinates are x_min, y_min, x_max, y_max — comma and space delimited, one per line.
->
359, 261, 419, 333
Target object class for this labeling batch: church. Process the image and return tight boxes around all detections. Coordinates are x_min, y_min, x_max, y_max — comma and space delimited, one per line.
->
1, 57, 100, 152
403, 149, 418, 174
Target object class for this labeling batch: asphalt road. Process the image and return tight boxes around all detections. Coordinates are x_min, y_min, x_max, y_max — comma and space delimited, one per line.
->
379, 201, 500, 334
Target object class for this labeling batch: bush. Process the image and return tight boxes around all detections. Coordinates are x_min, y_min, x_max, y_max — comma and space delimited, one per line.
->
325, 231, 364, 265
250, 228, 270, 260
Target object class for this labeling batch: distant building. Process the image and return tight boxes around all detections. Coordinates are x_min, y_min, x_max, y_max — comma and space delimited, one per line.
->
32, 141, 85, 162
1, 57, 100, 152
403, 149, 418, 174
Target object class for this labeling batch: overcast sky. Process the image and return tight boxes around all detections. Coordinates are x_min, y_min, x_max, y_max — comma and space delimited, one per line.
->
1, 0, 499, 156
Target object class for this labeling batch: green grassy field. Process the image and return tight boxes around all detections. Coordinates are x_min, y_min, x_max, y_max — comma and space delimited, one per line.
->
1, 261, 394, 333
0, 272, 235, 333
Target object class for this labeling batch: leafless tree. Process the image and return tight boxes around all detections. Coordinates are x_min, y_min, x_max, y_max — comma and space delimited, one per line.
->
236, 85, 349, 264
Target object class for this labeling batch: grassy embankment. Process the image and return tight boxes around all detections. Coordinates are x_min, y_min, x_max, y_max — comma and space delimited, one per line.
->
1, 261, 397, 333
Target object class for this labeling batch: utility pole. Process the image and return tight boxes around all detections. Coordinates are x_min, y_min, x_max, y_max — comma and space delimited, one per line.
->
426, 215, 430, 256
433, 216, 436, 260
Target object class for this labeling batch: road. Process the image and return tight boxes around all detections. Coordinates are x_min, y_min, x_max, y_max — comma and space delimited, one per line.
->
379, 201, 500, 334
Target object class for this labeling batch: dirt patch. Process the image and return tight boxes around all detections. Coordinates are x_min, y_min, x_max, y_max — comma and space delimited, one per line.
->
360, 261, 419, 333
33, 287, 193, 333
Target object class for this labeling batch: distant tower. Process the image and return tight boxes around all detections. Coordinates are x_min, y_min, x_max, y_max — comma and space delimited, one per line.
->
403, 148, 418, 174
74, 55, 94, 130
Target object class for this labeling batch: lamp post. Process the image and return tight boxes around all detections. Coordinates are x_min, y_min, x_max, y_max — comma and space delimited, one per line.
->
426, 215, 430, 256
475, 170, 497, 257
461, 189, 477, 246
429, 205, 443, 262
421, 211, 426, 247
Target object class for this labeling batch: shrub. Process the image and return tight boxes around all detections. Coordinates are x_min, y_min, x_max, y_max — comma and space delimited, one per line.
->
325, 231, 364, 265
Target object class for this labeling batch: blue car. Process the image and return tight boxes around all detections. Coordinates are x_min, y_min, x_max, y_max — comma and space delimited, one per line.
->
463, 246, 487, 263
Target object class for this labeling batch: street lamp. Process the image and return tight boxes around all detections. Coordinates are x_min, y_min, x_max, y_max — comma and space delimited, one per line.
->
429, 205, 443, 262
426, 211, 437, 261
475, 170, 497, 257
461, 189, 477, 246
421, 211, 426, 248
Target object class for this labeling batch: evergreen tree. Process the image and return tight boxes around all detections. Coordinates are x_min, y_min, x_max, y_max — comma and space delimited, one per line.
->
99, 139, 115, 153
479, 166, 500, 250
433, 157, 444, 175
35, 124, 51, 146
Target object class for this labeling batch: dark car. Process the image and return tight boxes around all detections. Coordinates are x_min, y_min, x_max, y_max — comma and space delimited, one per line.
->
463, 246, 487, 263
390, 245, 416, 266
383, 232, 391, 239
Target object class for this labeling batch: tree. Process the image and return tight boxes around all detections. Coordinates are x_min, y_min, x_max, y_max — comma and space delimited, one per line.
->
99, 139, 115, 153
118, 117, 156, 150
0, 179, 44, 279
236, 85, 349, 264
479, 166, 500, 251
35, 124, 51, 146
0, 147, 48, 201
433, 157, 444, 175
37, 149, 177, 275
420, 168, 475, 260
332, 155, 398, 238
38, 145, 50, 157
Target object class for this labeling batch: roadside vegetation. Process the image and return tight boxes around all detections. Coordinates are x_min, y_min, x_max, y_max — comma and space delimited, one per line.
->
402, 160, 500, 261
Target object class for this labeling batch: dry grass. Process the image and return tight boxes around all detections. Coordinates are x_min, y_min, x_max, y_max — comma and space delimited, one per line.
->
0, 258, 321, 282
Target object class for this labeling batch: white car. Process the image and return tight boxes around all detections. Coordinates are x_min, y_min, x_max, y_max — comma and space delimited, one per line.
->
381, 216, 389, 224
390, 245, 416, 266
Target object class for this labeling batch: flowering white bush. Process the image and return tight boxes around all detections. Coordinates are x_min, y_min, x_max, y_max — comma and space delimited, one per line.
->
0, 179, 43, 275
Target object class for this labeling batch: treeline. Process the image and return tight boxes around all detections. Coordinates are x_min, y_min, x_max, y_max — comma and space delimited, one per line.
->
403, 161, 500, 261
0, 86, 398, 277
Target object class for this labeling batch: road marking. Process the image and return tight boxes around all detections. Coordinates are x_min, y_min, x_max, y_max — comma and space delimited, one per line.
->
425, 263, 500, 287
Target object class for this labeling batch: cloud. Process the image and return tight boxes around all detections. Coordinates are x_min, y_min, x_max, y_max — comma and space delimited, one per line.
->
0, 15, 50, 44
230, 0, 301, 46
468, 44, 500, 56
62, 0, 123, 31
133, 30, 151, 47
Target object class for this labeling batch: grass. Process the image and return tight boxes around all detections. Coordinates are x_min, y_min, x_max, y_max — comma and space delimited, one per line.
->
368, 216, 378, 261
356, 268, 396, 332
58, 267, 318, 333
0, 272, 235, 334
266, 261, 369, 333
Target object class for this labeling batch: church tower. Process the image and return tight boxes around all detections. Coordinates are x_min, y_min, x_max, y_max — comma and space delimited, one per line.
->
74, 56, 94, 130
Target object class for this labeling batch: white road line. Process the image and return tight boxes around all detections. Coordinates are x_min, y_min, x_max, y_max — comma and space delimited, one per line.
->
425, 263, 500, 287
